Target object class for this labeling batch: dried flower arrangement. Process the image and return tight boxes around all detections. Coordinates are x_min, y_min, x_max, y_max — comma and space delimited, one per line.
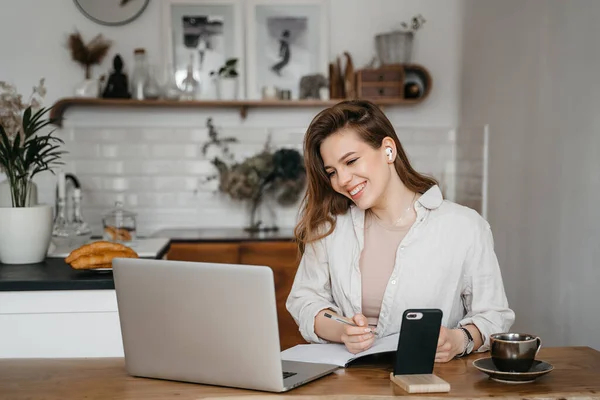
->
211, 144, 306, 232
0, 79, 66, 207
201, 121, 306, 232
213, 146, 305, 203
67, 31, 112, 80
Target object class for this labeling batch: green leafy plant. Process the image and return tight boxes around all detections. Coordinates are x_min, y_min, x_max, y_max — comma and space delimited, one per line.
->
0, 79, 66, 207
210, 58, 239, 79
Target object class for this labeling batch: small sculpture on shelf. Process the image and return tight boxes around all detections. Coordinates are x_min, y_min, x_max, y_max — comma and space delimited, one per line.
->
102, 54, 131, 99
299, 73, 328, 100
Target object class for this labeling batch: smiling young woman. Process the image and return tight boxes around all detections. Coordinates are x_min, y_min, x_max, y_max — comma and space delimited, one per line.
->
287, 100, 515, 361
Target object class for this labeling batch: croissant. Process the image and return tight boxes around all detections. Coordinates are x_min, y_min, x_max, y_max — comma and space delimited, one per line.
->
69, 250, 138, 270
65, 240, 134, 264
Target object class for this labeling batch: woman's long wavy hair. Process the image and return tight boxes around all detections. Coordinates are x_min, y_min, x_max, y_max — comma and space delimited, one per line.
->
295, 100, 438, 253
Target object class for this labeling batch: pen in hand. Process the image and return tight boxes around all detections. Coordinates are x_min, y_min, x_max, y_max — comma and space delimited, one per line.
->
323, 312, 377, 333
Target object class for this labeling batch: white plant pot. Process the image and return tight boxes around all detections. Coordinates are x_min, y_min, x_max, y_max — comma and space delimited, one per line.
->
218, 78, 238, 100
0, 204, 53, 264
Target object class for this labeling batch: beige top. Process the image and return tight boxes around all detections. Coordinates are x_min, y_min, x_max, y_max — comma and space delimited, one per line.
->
286, 185, 515, 351
359, 212, 411, 326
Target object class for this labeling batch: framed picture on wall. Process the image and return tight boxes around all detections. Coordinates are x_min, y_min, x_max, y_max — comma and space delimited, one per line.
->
245, 0, 329, 100
162, 0, 245, 99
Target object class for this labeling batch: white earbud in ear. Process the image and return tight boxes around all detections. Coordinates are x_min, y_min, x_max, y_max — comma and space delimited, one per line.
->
385, 147, 394, 161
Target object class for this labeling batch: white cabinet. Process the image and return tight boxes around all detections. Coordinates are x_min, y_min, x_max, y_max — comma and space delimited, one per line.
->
0, 290, 124, 358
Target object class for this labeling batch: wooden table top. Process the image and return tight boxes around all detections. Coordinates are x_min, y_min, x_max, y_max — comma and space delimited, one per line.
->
1, 347, 599, 399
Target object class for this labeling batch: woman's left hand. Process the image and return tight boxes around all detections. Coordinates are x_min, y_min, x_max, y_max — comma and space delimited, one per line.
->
435, 326, 465, 363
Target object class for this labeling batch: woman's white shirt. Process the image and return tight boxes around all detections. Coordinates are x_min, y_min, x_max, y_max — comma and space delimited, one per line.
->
286, 185, 515, 351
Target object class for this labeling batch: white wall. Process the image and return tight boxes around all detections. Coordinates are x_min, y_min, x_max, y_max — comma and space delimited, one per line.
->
461, 0, 600, 349
0, 0, 465, 234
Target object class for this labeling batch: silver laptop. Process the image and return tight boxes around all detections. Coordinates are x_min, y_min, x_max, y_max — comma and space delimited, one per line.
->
112, 257, 338, 392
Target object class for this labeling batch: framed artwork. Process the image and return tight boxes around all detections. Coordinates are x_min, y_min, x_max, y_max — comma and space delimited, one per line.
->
162, 0, 245, 99
245, 0, 329, 100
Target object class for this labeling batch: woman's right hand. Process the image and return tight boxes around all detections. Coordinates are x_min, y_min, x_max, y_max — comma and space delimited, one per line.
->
341, 314, 376, 354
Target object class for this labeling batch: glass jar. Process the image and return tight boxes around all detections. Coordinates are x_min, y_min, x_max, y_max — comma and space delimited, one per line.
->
130, 48, 148, 100
102, 201, 137, 243
143, 64, 161, 100
162, 63, 181, 100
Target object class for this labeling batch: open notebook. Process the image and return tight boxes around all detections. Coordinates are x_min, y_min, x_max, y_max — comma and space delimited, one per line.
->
281, 333, 399, 367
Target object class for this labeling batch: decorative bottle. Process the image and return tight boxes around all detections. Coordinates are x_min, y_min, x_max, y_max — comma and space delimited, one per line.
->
130, 48, 148, 100
72, 188, 92, 245
51, 172, 72, 246
180, 54, 200, 100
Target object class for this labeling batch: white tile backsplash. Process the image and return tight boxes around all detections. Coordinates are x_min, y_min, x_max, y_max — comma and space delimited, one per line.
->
73, 160, 125, 175
36, 109, 477, 236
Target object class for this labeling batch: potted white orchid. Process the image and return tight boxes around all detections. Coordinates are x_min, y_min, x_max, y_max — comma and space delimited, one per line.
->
0, 79, 66, 264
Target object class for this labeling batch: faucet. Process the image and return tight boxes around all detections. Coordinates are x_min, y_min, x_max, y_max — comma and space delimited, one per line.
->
55, 173, 81, 218
52, 172, 91, 245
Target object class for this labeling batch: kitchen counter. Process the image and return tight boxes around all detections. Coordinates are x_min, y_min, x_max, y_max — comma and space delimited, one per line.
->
152, 227, 295, 242
0, 258, 117, 291
0, 229, 295, 292
0, 238, 171, 292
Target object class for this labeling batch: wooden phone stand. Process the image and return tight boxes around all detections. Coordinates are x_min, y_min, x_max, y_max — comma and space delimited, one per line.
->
389, 373, 450, 393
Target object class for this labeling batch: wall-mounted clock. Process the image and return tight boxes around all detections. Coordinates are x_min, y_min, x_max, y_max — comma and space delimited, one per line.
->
74, 0, 150, 27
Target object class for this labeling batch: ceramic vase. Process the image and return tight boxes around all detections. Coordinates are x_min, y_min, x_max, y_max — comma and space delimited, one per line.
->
74, 79, 100, 98
218, 78, 238, 100
0, 204, 53, 264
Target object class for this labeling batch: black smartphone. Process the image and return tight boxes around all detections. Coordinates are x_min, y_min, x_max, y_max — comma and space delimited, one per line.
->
393, 308, 443, 376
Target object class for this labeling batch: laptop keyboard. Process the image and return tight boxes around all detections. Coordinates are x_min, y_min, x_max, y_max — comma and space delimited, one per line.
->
282, 371, 297, 379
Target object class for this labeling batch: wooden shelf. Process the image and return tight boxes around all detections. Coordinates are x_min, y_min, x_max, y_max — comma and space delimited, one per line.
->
49, 97, 424, 127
